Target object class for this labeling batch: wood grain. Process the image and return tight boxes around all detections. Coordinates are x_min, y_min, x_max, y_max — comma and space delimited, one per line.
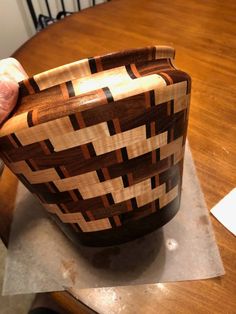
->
0, 44, 189, 243
0, 0, 235, 312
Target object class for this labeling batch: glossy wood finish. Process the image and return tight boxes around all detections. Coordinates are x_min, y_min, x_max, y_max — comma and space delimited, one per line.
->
0, 0, 235, 312
0, 46, 190, 245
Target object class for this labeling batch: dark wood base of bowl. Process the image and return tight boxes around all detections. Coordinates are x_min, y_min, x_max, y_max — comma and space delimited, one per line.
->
52, 196, 180, 247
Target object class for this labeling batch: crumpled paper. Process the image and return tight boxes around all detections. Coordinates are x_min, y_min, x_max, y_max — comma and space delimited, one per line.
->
2, 144, 224, 296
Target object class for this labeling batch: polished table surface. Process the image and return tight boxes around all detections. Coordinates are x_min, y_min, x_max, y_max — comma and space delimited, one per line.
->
1, 0, 236, 313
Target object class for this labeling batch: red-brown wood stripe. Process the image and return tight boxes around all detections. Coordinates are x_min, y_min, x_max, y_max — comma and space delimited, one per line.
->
75, 111, 86, 128
136, 59, 174, 76
27, 158, 39, 171
155, 174, 160, 187
167, 100, 172, 116
7, 134, 20, 149
127, 173, 134, 185
126, 199, 133, 212
60, 82, 70, 99
86, 210, 95, 220
115, 149, 123, 163
94, 56, 103, 72
101, 194, 110, 208
168, 127, 174, 142
101, 167, 111, 180
113, 118, 122, 133
39, 140, 53, 155
151, 201, 156, 213
59, 165, 70, 177
144, 92, 151, 109
27, 110, 34, 127
23, 78, 35, 95
45, 182, 57, 193
32, 109, 39, 125
81, 144, 91, 160
159, 72, 174, 85
113, 215, 122, 227
131, 63, 141, 77
151, 120, 156, 137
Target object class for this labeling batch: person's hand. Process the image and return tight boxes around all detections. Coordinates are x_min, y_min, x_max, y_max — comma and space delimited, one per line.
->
0, 58, 28, 124
0, 58, 27, 174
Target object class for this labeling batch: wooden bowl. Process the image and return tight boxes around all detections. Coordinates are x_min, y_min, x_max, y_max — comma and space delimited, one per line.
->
0, 46, 191, 246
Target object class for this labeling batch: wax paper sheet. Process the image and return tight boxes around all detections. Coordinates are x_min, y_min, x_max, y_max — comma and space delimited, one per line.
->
2, 144, 224, 296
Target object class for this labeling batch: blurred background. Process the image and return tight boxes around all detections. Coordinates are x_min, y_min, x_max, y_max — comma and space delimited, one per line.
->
0, 0, 107, 59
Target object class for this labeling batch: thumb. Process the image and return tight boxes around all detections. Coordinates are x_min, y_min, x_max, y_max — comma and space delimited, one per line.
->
0, 78, 19, 124
0, 58, 28, 124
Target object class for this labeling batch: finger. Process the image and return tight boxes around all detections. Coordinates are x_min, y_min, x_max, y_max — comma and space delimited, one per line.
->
0, 78, 18, 124
6, 58, 28, 80
0, 58, 28, 83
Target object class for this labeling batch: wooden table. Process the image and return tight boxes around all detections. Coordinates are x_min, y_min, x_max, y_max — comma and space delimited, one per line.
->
1, 0, 235, 312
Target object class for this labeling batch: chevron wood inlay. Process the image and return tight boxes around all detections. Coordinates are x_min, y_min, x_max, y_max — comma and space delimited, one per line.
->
0, 46, 191, 241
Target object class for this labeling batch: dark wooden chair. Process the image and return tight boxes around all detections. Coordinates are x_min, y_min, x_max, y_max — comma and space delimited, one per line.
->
26, 0, 111, 31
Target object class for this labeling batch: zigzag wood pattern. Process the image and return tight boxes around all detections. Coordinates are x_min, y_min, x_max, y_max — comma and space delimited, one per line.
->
0, 46, 191, 245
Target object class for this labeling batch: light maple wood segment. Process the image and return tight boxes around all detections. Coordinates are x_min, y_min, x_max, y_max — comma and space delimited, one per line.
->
51, 122, 110, 151
112, 178, 151, 203
34, 59, 92, 90
10, 160, 60, 183
16, 116, 74, 146
154, 81, 187, 105
174, 94, 190, 113
160, 136, 183, 160
136, 183, 166, 207
79, 176, 123, 199
93, 124, 146, 155
77, 217, 111, 232
54, 171, 99, 191
0, 0, 233, 313
72, 66, 133, 95
159, 185, 179, 208
110, 74, 167, 101
127, 131, 167, 158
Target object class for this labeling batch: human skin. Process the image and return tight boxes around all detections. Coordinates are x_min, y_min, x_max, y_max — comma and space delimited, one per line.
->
0, 58, 28, 173
0, 58, 28, 124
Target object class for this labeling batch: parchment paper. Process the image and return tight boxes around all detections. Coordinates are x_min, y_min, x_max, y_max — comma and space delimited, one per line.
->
2, 144, 224, 296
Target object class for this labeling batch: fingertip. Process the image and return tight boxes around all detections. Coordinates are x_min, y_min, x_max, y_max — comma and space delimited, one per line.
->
0, 79, 19, 124
0, 58, 28, 82
5, 57, 20, 66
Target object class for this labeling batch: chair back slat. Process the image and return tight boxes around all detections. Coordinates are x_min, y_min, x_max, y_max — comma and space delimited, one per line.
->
26, 0, 111, 31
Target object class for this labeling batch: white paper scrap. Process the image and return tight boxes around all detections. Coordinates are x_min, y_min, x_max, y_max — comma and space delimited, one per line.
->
211, 188, 236, 236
